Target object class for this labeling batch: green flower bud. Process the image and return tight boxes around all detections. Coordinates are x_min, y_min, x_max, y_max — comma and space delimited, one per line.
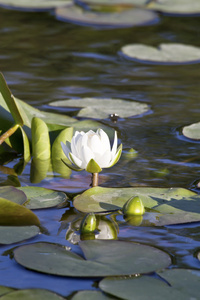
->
122, 196, 145, 216
80, 213, 97, 234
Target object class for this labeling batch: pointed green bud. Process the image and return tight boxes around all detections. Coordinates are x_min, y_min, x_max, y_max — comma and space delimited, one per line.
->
86, 159, 102, 173
122, 196, 145, 216
80, 213, 97, 234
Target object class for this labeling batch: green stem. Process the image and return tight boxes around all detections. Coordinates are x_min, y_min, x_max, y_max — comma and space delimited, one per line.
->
0, 124, 20, 145
92, 172, 99, 187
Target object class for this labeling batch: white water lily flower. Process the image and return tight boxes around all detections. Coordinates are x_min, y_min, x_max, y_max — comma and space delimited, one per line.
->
61, 129, 122, 173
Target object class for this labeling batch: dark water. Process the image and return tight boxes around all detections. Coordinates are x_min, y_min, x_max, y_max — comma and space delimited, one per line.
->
0, 6, 200, 297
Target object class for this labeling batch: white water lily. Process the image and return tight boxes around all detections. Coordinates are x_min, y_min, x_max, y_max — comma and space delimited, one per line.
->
61, 129, 122, 174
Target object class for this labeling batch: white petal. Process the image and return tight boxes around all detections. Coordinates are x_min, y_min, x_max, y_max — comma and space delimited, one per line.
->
94, 150, 112, 168
108, 145, 122, 168
90, 134, 104, 155
69, 152, 83, 168
61, 142, 71, 158
81, 145, 95, 168
72, 132, 85, 158
111, 131, 118, 158
98, 129, 111, 152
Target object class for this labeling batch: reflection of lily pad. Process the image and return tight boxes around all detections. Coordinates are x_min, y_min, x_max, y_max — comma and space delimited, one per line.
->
18, 186, 68, 209
0, 289, 65, 300
0, 226, 39, 245
14, 240, 171, 277
50, 98, 149, 119
121, 43, 200, 64
99, 269, 200, 300
182, 122, 200, 140
148, 0, 200, 15
0, 0, 72, 11
73, 186, 200, 226
56, 5, 158, 28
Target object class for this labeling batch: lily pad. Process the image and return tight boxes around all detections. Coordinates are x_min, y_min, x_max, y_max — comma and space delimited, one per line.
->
55, 5, 158, 28
73, 186, 200, 226
18, 186, 68, 209
0, 289, 65, 300
0, 0, 72, 11
99, 269, 200, 300
148, 0, 200, 15
14, 240, 171, 277
182, 121, 200, 140
0, 186, 27, 205
50, 98, 149, 119
0, 286, 15, 297
121, 43, 200, 64
71, 290, 116, 300
0, 226, 39, 244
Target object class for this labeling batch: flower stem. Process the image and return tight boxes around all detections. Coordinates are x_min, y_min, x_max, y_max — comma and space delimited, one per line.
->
92, 172, 98, 187
0, 124, 20, 145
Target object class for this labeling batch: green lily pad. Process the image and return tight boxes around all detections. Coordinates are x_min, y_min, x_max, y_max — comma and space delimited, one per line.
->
73, 186, 200, 226
50, 98, 149, 119
0, 226, 39, 244
121, 43, 200, 64
0, 197, 40, 226
0, 0, 72, 11
0, 286, 15, 297
0, 186, 27, 205
0, 289, 65, 300
148, 0, 200, 15
182, 121, 200, 140
14, 240, 171, 277
55, 5, 158, 28
18, 186, 68, 209
71, 290, 116, 300
99, 269, 200, 300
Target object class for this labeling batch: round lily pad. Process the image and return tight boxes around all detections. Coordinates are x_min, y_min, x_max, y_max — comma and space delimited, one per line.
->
71, 290, 116, 300
50, 98, 150, 119
0, 186, 27, 205
55, 5, 159, 28
0, 289, 65, 300
14, 240, 171, 277
0, 0, 72, 11
148, 0, 200, 15
121, 43, 200, 64
0, 226, 39, 245
99, 269, 200, 300
0, 286, 15, 297
18, 186, 68, 209
182, 122, 200, 140
73, 186, 200, 226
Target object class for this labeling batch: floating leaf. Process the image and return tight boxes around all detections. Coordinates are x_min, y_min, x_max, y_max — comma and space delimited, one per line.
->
0, 289, 65, 300
73, 186, 200, 225
0, 286, 15, 297
0, 226, 39, 245
0, 0, 73, 11
14, 240, 171, 277
50, 98, 150, 119
71, 290, 116, 300
0, 197, 40, 226
18, 186, 68, 209
121, 43, 200, 64
148, 0, 200, 15
0, 186, 27, 205
182, 121, 200, 140
55, 5, 158, 28
99, 269, 200, 300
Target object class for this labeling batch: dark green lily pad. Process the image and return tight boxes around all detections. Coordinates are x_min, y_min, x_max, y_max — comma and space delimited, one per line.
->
71, 290, 116, 300
121, 43, 200, 64
50, 98, 149, 119
18, 186, 68, 209
0, 0, 72, 11
148, 0, 200, 15
73, 186, 200, 226
0, 186, 27, 205
14, 240, 171, 277
0, 286, 15, 297
182, 121, 200, 140
55, 5, 158, 28
0, 289, 65, 300
0, 226, 39, 244
0, 197, 40, 226
99, 269, 200, 300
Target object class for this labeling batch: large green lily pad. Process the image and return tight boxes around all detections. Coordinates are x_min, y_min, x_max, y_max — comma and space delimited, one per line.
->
50, 98, 149, 119
73, 186, 200, 226
182, 121, 200, 140
0, 286, 15, 297
148, 0, 200, 15
18, 186, 68, 209
55, 5, 158, 28
99, 269, 200, 300
71, 290, 116, 300
0, 289, 65, 300
14, 240, 171, 277
0, 186, 27, 205
0, 226, 39, 244
0, 0, 72, 11
121, 43, 200, 64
